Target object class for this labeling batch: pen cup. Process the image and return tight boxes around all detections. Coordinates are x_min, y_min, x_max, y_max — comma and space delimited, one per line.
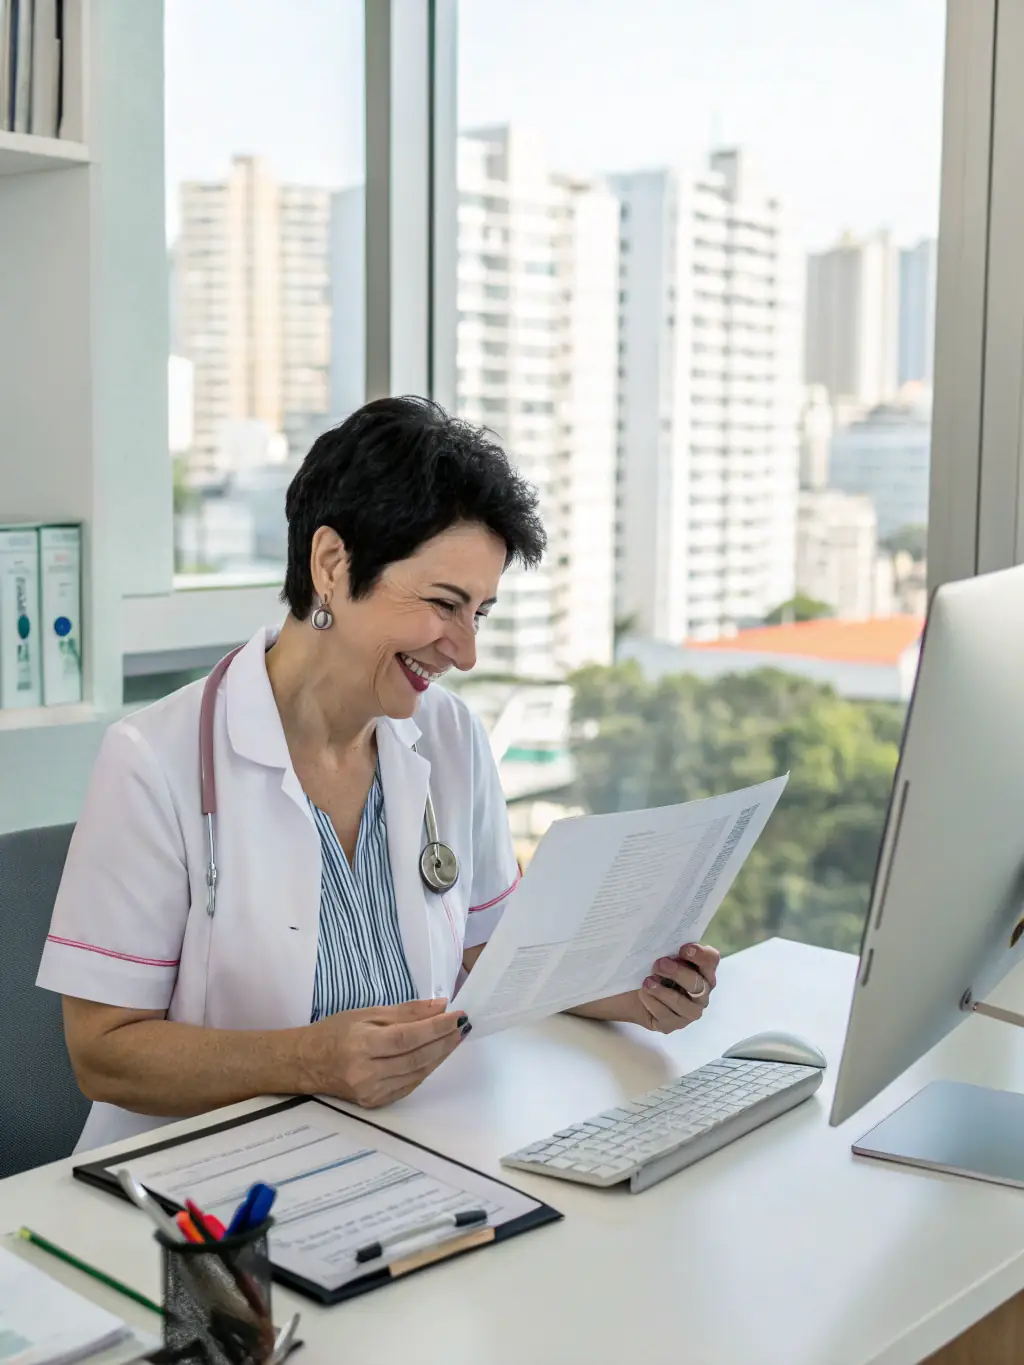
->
158, 1218, 275, 1365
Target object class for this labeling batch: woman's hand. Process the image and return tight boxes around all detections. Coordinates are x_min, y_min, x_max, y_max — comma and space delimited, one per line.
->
632, 943, 720, 1034
569, 942, 720, 1033
299, 998, 468, 1108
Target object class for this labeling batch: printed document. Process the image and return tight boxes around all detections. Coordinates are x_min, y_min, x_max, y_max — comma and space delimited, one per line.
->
454, 775, 788, 1036
0, 1243, 129, 1365
122, 1102, 540, 1293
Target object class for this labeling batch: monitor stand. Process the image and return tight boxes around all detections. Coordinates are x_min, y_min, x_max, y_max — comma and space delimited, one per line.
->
853, 996, 1024, 1187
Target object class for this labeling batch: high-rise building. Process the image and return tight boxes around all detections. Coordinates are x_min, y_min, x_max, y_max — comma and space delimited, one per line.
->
613, 151, 802, 642
279, 185, 332, 457
805, 230, 899, 408
796, 488, 884, 620
175, 156, 331, 477
456, 127, 620, 675
828, 391, 931, 538
899, 237, 937, 387
329, 187, 365, 423
800, 384, 833, 491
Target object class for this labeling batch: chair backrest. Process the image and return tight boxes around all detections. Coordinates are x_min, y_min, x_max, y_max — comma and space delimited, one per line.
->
0, 823, 89, 1178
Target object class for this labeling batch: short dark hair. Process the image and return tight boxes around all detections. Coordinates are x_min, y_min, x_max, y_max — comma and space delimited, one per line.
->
282, 396, 547, 618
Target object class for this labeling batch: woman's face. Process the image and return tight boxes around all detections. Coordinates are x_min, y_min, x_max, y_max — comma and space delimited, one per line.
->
322, 520, 507, 720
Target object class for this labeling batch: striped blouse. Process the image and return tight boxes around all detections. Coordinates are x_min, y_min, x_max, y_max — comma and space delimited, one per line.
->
309, 761, 416, 1021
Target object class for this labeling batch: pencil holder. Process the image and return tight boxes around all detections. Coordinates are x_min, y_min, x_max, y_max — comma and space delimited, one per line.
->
158, 1218, 275, 1365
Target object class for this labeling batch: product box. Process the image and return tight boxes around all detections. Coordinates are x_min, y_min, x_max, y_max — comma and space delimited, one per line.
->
0, 527, 43, 709
39, 523, 83, 705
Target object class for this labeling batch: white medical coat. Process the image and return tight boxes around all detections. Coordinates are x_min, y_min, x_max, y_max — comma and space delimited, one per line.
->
36, 627, 520, 1151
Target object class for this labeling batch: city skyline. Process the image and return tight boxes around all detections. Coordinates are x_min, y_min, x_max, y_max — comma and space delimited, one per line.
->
170, 133, 934, 653
164, 0, 944, 251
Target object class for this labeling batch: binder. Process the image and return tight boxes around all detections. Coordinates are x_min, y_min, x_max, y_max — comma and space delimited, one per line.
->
11, 0, 32, 133
0, 526, 42, 709
29, 0, 57, 136
39, 522, 82, 705
0, 0, 11, 131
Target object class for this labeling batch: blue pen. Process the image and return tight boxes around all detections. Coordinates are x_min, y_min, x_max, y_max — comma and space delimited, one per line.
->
226, 1182, 276, 1237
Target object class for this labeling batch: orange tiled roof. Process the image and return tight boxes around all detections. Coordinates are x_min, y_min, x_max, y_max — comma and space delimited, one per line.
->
687, 616, 925, 666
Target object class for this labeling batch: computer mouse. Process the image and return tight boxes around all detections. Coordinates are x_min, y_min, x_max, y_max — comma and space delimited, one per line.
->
722, 1031, 827, 1069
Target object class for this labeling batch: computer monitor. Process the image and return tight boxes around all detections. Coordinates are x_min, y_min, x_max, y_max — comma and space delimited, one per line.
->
830, 561, 1024, 1186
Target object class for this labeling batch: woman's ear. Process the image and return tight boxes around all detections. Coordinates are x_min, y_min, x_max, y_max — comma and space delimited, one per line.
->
309, 526, 350, 603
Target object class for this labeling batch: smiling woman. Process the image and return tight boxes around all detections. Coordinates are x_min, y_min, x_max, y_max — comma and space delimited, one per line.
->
36, 396, 721, 1155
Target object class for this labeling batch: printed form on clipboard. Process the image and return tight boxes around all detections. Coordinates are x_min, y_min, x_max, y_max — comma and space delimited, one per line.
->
74, 1099, 560, 1305
452, 775, 789, 1035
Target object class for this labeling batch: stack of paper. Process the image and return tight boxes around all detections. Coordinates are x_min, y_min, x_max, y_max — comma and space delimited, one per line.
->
0, 1244, 130, 1365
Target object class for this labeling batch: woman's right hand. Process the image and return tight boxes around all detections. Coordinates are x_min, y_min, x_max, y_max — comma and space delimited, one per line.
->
299, 998, 469, 1108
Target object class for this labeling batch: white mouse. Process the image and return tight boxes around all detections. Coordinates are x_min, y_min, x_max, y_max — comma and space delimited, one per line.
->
722, 1031, 827, 1069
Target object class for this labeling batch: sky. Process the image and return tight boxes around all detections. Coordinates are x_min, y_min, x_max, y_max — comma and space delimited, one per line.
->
165, 0, 946, 250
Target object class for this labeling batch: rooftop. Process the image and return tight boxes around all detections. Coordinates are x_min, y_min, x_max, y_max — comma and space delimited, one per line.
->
687, 616, 925, 666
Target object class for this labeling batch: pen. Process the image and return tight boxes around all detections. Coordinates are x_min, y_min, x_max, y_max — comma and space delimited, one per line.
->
354, 1209, 488, 1263
15, 1227, 164, 1316
225, 1182, 276, 1237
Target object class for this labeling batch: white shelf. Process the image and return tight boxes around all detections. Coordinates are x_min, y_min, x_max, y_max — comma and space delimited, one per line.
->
0, 701, 98, 731
0, 131, 89, 177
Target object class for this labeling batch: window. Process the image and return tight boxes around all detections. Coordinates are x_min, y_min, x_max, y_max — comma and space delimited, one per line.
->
452, 0, 944, 961
166, 0, 365, 580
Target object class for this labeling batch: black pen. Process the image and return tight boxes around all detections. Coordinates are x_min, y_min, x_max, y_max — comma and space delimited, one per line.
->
355, 1209, 488, 1264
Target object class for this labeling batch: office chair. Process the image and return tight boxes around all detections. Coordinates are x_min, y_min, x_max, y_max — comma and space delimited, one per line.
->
0, 823, 90, 1178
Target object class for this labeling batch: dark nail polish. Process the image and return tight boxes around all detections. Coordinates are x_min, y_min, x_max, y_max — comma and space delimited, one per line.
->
460, 1021, 473, 1037
456, 1014, 468, 1029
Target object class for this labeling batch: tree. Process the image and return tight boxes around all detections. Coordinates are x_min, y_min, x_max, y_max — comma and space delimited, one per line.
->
172, 454, 199, 517
568, 663, 902, 955
762, 594, 834, 625
882, 524, 927, 562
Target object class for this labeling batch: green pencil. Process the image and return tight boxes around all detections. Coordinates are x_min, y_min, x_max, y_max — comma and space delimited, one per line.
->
15, 1226, 164, 1317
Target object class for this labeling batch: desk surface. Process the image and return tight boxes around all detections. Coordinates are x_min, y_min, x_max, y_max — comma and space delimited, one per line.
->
6, 937, 1024, 1365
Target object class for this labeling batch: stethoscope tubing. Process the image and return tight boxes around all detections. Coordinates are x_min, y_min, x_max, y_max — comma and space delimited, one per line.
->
198, 648, 459, 915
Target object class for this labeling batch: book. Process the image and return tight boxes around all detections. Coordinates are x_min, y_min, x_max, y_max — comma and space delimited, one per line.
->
57, 0, 79, 140
29, 0, 57, 136
0, 527, 42, 710
11, 0, 32, 134
39, 524, 81, 705
0, 1242, 130, 1365
0, 0, 10, 132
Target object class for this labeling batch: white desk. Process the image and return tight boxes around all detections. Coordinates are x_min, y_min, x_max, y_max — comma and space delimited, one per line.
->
5, 937, 1024, 1365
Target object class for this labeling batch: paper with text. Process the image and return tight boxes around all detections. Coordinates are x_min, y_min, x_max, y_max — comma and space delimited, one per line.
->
122, 1103, 540, 1293
0, 1244, 129, 1365
453, 775, 788, 1035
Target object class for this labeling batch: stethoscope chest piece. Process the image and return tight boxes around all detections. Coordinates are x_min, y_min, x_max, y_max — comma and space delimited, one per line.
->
420, 840, 460, 893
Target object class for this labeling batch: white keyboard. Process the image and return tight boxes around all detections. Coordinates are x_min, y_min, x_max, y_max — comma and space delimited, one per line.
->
501, 1056, 823, 1194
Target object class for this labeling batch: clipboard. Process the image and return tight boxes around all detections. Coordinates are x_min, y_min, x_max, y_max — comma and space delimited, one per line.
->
74, 1097, 562, 1305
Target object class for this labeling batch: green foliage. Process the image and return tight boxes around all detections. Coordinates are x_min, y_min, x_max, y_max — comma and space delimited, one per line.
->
172, 454, 199, 517
881, 523, 927, 562
569, 662, 903, 956
762, 594, 834, 624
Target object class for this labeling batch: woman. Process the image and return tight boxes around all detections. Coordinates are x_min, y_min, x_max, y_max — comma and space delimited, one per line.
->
38, 397, 720, 1151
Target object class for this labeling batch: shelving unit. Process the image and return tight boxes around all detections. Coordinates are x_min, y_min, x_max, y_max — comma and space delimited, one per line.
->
0, 130, 89, 176
0, 702, 97, 732
0, 0, 170, 832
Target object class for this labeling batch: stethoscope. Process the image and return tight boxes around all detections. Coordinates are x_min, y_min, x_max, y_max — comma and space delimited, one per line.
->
199, 648, 460, 917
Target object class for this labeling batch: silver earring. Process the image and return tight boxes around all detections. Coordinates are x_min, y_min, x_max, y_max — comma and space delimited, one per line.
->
311, 596, 334, 631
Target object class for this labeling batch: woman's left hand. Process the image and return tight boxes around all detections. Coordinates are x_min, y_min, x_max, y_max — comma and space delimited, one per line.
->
632, 942, 720, 1034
